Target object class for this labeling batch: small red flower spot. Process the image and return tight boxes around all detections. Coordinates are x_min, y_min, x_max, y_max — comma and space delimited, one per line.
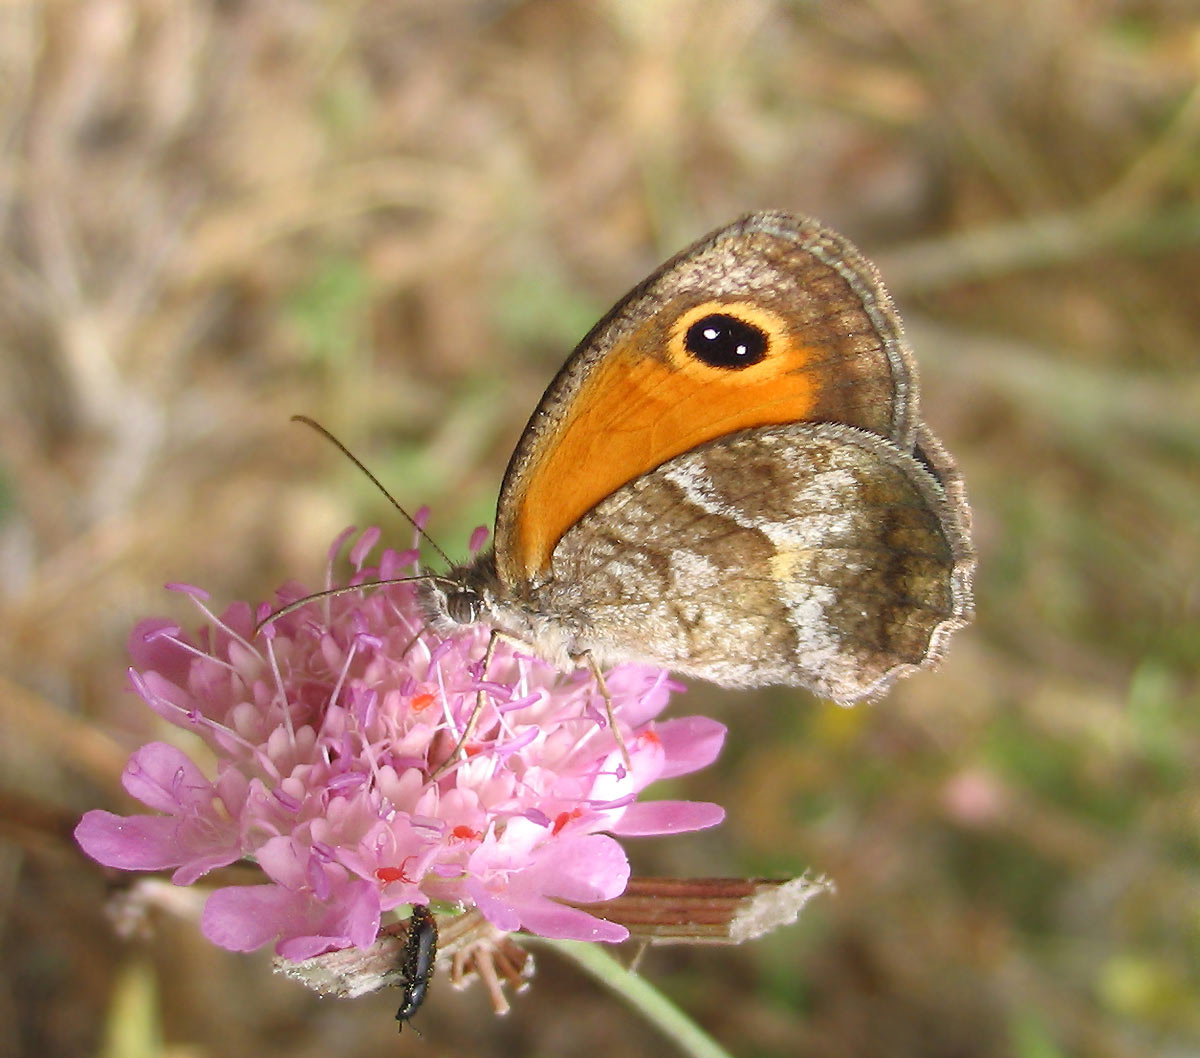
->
410, 691, 437, 713
553, 809, 581, 835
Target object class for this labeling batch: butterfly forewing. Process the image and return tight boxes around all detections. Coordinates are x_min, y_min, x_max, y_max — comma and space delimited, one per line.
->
493, 212, 921, 584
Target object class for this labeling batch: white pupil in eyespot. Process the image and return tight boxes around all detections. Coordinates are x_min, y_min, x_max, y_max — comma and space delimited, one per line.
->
684, 312, 767, 369
702, 326, 748, 356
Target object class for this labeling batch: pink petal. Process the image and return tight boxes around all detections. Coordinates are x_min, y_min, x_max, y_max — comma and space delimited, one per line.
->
604, 666, 675, 727
215, 601, 257, 643
255, 834, 310, 890
467, 884, 522, 932
608, 800, 725, 836
653, 716, 727, 779
465, 831, 633, 942
74, 811, 185, 871
528, 833, 630, 903
135, 670, 199, 724
276, 880, 381, 960
508, 898, 629, 943
121, 742, 210, 812
202, 884, 307, 952
127, 618, 193, 685
202, 879, 380, 958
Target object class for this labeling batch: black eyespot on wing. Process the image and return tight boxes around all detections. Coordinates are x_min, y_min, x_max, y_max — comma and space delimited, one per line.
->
396, 905, 438, 1032
684, 313, 768, 368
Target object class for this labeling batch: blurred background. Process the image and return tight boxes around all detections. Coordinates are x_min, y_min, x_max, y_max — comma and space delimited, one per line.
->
1, 2, 1198, 1056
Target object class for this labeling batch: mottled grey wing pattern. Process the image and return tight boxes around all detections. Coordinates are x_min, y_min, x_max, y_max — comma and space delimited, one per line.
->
534, 422, 974, 702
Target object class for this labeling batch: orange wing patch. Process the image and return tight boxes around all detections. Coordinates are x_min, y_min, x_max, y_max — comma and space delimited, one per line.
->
504, 301, 824, 582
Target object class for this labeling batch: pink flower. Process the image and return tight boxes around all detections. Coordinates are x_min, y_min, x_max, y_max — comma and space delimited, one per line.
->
76, 526, 726, 958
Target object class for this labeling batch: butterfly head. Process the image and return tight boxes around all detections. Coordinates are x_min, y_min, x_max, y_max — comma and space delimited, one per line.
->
442, 583, 484, 624
419, 549, 592, 674
419, 556, 493, 629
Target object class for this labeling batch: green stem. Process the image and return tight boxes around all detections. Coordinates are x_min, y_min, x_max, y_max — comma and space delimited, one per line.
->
537, 939, 738, 1058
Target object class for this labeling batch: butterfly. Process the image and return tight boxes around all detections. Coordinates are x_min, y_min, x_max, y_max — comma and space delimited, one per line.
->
418, 211, 974, 706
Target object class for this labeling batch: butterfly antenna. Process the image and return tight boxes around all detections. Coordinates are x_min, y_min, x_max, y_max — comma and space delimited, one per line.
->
252, 574, 459, 637
291, 415, 456, 570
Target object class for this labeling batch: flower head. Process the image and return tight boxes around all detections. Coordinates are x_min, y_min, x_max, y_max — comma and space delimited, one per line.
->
77, 526, 726, 960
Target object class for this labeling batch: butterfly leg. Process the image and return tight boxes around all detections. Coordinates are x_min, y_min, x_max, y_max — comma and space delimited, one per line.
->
573, 650, 632, 771
430, 637, 632, 778
429, 627, 509, 779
